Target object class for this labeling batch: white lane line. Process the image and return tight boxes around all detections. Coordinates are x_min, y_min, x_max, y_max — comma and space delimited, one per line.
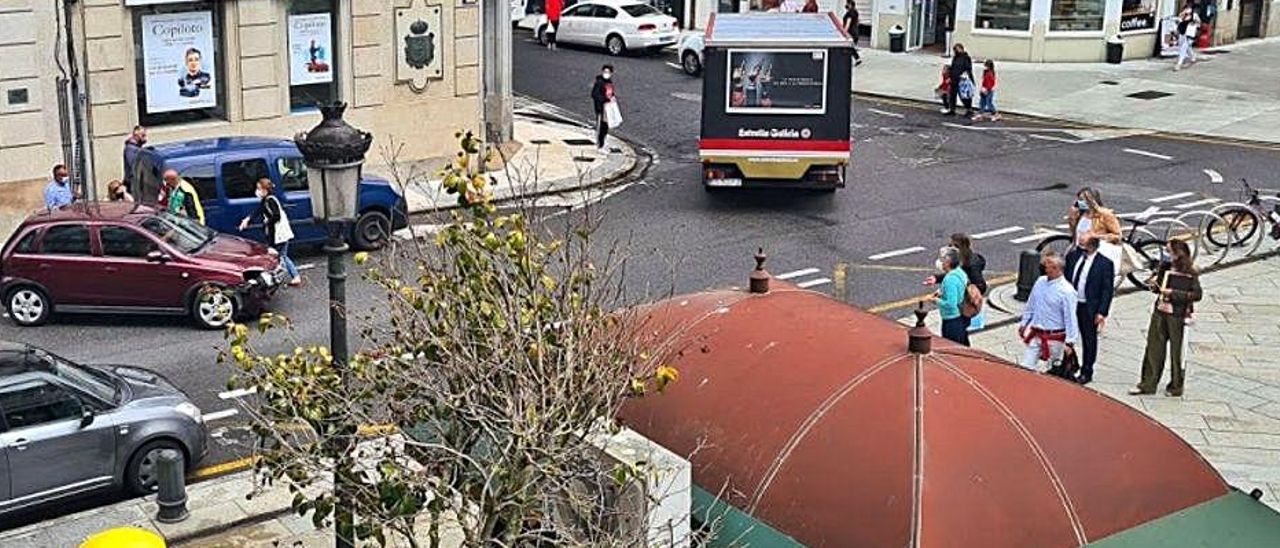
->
1029, 134, 1079, 143
219, 387, 258, 400
1009, 231, 1066, 244
796, 277, 833, 289
1123, 148, 1174, 161
204, 409, 240, 422
867, 108, 905, 118
1203, 169, 1224, 184
868, 246, 925, 261
971, 226, 1024, 240
297, 263, 316, 271
665, 62, 682, 70
1117, 206, 1174, 220
1150, 191, 1195, 203
1055, 223, 1070, 230
775, 268, 821, 281
1174, 197, 1221, 210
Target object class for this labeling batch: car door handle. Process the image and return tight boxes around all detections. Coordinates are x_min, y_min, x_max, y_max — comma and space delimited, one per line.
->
12, 438, 28, 451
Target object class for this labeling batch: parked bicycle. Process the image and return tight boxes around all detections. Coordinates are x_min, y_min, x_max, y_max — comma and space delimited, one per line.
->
1036, 217, 1165, 289
1204, 179, 1280, 249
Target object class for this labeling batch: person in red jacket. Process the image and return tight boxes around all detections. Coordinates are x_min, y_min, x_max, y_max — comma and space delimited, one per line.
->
935, 65, 952, 113
974, 59, 1001, 121
545, 0, 563, 50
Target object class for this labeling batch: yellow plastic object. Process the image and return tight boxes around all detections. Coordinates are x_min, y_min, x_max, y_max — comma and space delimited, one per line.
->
80, 527, 166, 548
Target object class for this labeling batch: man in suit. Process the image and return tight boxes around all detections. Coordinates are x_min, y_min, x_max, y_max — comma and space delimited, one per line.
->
1065, 236, 1115, 385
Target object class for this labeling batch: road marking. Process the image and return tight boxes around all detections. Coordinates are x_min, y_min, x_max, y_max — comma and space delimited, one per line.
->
1029, 133, 1079, 143
1150, 191, 1195, 203
867, 108, 905, 118
204, 409, 240, 422
1174, 197, 1221, 210
670, 91, 700, 102
1123, 148, 1174, 161
190, 456, 260, 481
796, 277, 832, 289
1009, 230, 1065, 244
971, 226, 1024, 240
297, 263, 316, 271
868, 246, 925, 261
1203, 169, 1224, 184
665, 62, 682, 70
775, 268, 820, 280
219, 386, 257, 400
1118, 206, 1170, 220
1055, 223, 1070, 230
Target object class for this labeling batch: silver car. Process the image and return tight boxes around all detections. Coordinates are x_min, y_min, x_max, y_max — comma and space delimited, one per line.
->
0, 342, 207, 514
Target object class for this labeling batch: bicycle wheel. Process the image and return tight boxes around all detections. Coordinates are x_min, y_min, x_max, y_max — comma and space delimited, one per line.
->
1204, 206, 1259, 248
1126, 238, 1166, 289
1035, 234, 1073, 257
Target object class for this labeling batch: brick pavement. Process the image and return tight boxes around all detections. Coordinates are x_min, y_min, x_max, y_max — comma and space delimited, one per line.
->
967, 255, 1280, 510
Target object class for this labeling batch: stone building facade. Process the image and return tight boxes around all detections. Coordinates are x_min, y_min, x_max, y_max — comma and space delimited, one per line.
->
0, 0, 484, 225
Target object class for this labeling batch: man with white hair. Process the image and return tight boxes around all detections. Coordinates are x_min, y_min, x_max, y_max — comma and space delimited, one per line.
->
1017, 250, 1079, 371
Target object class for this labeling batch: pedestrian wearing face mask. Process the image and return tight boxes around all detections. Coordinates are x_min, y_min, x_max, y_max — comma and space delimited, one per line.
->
1131, 240, 1201, 397
1068, 187, 1121, 249
123, 125, 147, 189
238, 178, 301, 287
591, 64, 617, 154
930, 246, 971, 346
44, 164, 77, 210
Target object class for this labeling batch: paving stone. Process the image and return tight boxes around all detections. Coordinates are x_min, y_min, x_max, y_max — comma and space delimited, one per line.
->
153, 500, 251, 540
1147, 412, 1211, 430
1170, 427, 1208, 446
1202, 430, 1280, 450
1142, 399, 1235, 418
1197, 445, 1280, 467
1205, 415, 1280, 435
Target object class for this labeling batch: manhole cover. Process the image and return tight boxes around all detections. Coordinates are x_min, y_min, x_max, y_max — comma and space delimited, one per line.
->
1127, 90, 1173, 100
1099, 80, 1120, 85
530, 139, 552, 145
563, 138, 596, 146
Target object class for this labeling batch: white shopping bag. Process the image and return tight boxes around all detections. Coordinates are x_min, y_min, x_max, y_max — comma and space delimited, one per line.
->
604, 101, 622, 129
1098, 240, 1125, 273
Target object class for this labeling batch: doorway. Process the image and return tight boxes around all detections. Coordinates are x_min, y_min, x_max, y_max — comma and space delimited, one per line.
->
1239, 0, 1263, 38
907, 0, 940, 49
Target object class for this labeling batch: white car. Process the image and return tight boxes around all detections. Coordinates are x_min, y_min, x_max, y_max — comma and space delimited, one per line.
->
676, 31, 704, 76
536, 0, 679, 56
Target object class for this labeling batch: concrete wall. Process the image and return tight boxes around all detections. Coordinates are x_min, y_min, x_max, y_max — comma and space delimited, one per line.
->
1269, 0, 1280, 37
0, 0, 482, 212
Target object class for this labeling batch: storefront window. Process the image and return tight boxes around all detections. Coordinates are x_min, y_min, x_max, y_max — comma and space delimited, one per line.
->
1120, 0, 1158, 31
288, 0, 339, 111
132, 2, 226, 126
1051, 0, 1104, 30
976, 0, 1031, 31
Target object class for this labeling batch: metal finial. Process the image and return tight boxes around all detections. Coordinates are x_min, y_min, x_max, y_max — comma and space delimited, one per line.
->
749, 248, 770, 294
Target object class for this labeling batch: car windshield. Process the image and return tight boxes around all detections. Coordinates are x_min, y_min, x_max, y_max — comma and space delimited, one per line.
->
35, 350, 120, 404
140, 211, 216, 254
622, 4, 660, 16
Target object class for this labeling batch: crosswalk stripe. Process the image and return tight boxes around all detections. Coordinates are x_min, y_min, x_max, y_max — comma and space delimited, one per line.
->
868, 246, 925, 261
971, 226, 1024, 239
1150, 191, 1195, 203
1123, 148, 1174, 161
1009, 231, 1065, 244
776, 268, 820, 280
796, 277, 833, 289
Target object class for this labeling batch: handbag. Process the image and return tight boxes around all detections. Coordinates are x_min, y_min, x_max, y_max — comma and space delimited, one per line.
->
268, 196, 294, 245
957, 77, 975, 101
961, 283, 984, 318
604, 100, 622, 129
1047, 351, 1080, 380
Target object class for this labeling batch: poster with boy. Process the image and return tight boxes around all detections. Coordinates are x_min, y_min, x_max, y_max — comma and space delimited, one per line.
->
289, 13, 334, 86
141, 11, 216, 113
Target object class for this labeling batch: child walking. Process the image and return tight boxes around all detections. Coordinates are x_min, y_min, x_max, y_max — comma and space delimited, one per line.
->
935, 65, 952, 113
974, 59, 1001, 121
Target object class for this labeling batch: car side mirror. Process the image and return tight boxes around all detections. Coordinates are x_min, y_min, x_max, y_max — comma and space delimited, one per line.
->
146, 250, 171, 263
80, 408, 95, 428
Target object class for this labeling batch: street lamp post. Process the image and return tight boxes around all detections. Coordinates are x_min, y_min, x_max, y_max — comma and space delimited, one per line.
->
294, 102, 371, 548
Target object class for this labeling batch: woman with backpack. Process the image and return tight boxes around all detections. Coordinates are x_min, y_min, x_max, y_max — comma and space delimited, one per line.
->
927, 233, 988, 331
238, 178, 301, 287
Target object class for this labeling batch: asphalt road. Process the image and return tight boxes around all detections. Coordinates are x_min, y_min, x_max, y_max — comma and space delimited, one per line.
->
4, 32, 1280, 529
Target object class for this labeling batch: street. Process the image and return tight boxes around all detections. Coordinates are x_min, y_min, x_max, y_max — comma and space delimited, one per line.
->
4, 29, 1280, 531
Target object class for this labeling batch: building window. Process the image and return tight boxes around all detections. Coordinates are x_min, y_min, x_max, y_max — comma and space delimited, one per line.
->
1051, 0, 1104, 31
288, 0, 340, 111
133, 2, 226, 126
975, 0, 1032, 31
1120, 0, 1158, 32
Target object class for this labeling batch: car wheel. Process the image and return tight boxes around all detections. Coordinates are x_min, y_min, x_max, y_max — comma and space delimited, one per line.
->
682, 51, 702, 76
351, 210, 392, 251
606, 35, 626, 56
6, 286, 50, 327
536, 25, 547, 45
191, 285, 237, 330
126, 439, 184, 495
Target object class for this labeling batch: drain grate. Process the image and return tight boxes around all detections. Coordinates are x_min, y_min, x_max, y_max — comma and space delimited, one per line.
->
1127, 90, 1174, 100
1099, 80, 1120, 85
563, 138, 596, 146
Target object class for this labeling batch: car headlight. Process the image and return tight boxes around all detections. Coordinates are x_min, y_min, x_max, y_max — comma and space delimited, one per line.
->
175, 402, 203, 423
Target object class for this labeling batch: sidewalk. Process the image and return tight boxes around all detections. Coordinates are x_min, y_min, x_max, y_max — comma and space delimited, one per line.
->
955, 255, 1280, 511
854, 37, 1280, 144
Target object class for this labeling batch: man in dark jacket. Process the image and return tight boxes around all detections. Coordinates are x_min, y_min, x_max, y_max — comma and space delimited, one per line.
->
1064, 236, 1115, 385
123, 125, 146, 189
590, 64, 615, 153
946, 43, 975, 117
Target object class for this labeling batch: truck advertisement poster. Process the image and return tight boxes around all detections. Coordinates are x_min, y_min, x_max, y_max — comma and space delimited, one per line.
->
726, 49, 827, 115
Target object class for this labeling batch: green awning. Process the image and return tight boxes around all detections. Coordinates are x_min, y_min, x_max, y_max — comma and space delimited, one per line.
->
692, 485, 804, 547
1088, 491, 1280, 548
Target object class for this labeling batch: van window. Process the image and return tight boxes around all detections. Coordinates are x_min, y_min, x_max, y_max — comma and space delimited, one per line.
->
40, 225, 92, 256
276, 157, 309, 192
180, 163, 218, 203
222, 159, 271, 200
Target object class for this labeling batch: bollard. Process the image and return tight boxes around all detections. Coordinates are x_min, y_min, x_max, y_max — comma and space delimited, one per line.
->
154, 449, 189, 524
1014, 250, 1042, 302
833, 262, 848, 302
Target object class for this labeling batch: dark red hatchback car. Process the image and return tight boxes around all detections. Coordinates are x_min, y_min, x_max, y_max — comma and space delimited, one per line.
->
1, 202, 284, 329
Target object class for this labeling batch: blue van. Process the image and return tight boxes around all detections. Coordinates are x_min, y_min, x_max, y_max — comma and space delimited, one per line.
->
131, 137, 409, 250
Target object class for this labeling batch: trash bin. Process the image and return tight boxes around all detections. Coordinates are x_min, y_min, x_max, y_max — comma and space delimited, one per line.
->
1106, 36, 1124, 64
889, 25, 906, 54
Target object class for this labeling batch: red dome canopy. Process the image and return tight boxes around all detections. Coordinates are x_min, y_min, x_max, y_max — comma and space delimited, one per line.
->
621, 287, 1229, 547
